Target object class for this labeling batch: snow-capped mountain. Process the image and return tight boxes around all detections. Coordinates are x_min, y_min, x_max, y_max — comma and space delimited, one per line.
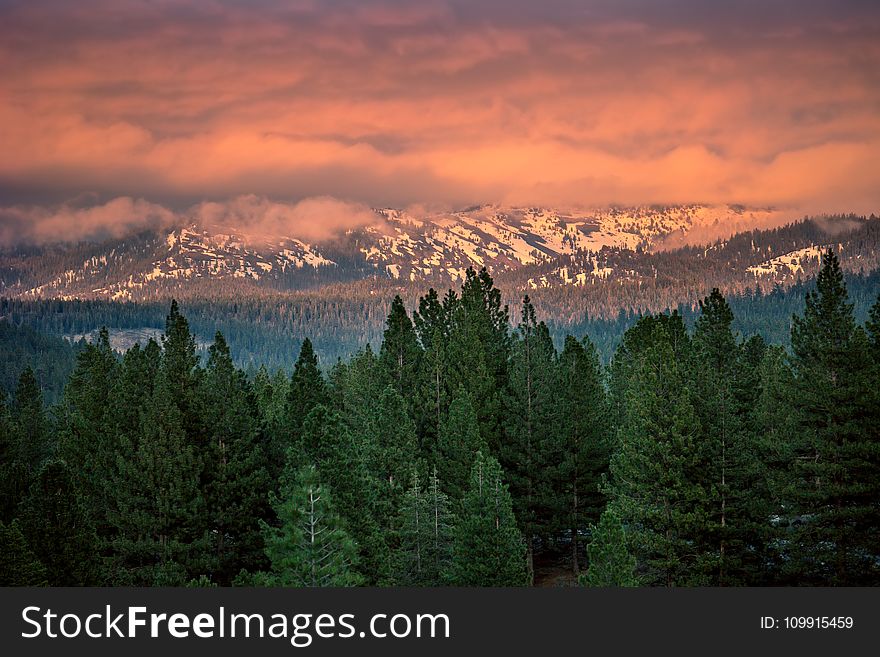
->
3, 204, 872, 302
360, 204, 783, 282
93, 226, 335, 300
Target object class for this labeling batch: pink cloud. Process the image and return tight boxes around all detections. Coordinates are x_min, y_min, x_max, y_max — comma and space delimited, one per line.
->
0, 195, 381, 246
0, 197, 176, 245
0, 0, 877, 226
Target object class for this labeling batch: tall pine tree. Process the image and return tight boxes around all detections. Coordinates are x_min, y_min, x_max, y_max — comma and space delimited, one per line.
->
437, 387, 486, 501
785, 249, 879, 584
501, 296, 557, 582
201, 332, 272, 584
551, 335, 610, 577
605, 319, 707, 586
451, 451, 528, 586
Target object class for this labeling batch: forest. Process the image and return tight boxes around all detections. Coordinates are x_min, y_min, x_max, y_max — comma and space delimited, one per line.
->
3, 269, 879, 382
1, 250, 878, 587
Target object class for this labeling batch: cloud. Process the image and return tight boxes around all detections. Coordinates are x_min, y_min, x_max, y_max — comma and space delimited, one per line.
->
0, 0, 878, 231
0, 197, 176, 246
192, 195, 378, 242
0, 195, 383, 247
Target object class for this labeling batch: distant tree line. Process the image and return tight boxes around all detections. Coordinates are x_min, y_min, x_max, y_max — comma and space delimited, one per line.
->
3, 269, 879, 382
1, 251, 878, 586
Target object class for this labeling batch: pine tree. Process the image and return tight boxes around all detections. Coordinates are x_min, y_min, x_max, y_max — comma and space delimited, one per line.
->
254, 366, 288, 444
18, 459, 98, 585
284, 338, 327, 460
107, 366, 209, 585
6, 367, 52, 516
501, 296, 557, 581
437, 387, 486, 500
750, 345, 796, 583
608, 312, 690, 448
394, 468, 454, 586
394, 470, 430, 586
413, 287, 456, 352
551, 335, 610, 578
416, 325, 450, 457
867, 293, 880, 358
0, 389, 15, 522
109, 341, 160, 439
414, 288, 457, 453
201, 332, 272, 583
257, 463, 361, 587
605, 322, 707, 587
450, 268, 510, 450
299, 405, 390, 584
160, 300, 202, 437
446, 319, 499, 451
12, 366, 52, 470
451, 451, 528, 586
0, 519, 47, 586
333, 346, 383, 449
582, 508, 637, 587
379, 295, 423, 415
690, 289, 764, 585
364, 386, 419, 533
57, 328, 118, 543
729, 333, 777, 585
424, 467, 455, 584
785, 249, 879, 584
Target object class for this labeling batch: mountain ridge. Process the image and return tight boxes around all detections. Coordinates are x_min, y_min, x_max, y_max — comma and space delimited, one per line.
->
0, 203, 820, 301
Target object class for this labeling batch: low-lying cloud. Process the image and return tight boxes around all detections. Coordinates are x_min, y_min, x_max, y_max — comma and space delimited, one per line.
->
193, 195, 378, 243
0, 196, 381, 247
0, 197, 176, 247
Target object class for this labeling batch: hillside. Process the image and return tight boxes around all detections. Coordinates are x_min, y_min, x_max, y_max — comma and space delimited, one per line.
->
0, 204, 797, 300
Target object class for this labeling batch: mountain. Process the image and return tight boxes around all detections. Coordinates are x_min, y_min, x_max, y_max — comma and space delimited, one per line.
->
0, 204, 798, 300
1, 211, 878, 372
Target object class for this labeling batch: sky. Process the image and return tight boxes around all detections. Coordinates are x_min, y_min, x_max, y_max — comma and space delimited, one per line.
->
1, 0, 879, 244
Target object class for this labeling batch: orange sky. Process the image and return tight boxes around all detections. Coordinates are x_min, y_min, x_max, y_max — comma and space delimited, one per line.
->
0, 0, 878, 242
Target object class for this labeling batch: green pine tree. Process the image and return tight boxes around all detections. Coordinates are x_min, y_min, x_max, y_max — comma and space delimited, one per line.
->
416, 326, 450, 457
18, 459, 98, 585
107, 366, 209, 585
333, 346, 383, 447
0, 389, 15, 522
0, 519, 47, 586
449, 268, 510, 450
785, 249, 879, 585
413, 288, 458, 453
551, 335, 610, 578
690, 288, 766, 585
379, 295, 423, 415
582, 508, 637, 587
501, 296, 557, 582
394, 468, 454, 586
284, 338, 328, 460
201, 331, 272, 584
750, 344, 796, 583
299, 405, 390, 584
364, 386, 419, 533
437, 387, 486, 500
451, 451, 528, 586
160, 300, 202, 438
605, 320, 707, 587
57, 328, 118, 545
257, 463, 361, 587
6, 367, 53, 517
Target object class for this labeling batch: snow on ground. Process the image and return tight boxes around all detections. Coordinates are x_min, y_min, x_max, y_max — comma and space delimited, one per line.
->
747, 245, 829, 277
